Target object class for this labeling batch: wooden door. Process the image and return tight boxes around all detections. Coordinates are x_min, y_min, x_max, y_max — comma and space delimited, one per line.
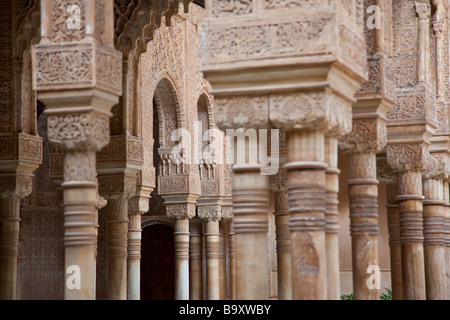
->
140, 224, 175, 300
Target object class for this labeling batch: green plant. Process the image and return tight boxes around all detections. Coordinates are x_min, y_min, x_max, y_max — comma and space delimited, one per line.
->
380, 288, 392, 300
340, 288, 392, 300
341, 293, 354, 300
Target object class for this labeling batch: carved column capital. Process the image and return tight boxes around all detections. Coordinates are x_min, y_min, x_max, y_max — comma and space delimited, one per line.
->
269, 91, 353, 135
377, 156, 398, 184
128, 195, 150, 216
0, 175, 34, 199
97, 134, 144, 166
386, 143, 429, 173
98, 175, 137, 200
47, 112, 111, 152
221, 204, 233, 221
269, 168, 287, 192
198, 205, 222, 221
339, 118, 387, 154
95, 189, 107, 211
163, 193, 198, 220
214, 96, 270, 130
432, 20, 444, 37
415, 2, 431, 20
424, 151, 449, 180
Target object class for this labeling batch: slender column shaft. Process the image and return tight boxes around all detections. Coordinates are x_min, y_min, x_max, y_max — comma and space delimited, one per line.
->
127, 212, 141, 300
228, 221, 236, 300
63, 150, 98, 300
348, 152, 380, 300
444, 181, 450, 299
205, 219, 220, 300
106, 198, 129, 300
416, 3, 429, 84
433, 21, 444, 98
286, 129, 327, 300
174, 217, 190, 300
423, 178, 447, 300
397, 170, 426, 300
274, 190, 292, 300
386, 183, 402, 300
0, 196, 20, 300
232, 168, 270, 300
219, 221, 228, 300
325, 137, 340, 300
189, 220, 203, 300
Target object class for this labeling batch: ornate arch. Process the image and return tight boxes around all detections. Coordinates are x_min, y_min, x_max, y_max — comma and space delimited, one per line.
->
197, 91, 215, 131
141, 216, 175, 229
153, 76, 184, 148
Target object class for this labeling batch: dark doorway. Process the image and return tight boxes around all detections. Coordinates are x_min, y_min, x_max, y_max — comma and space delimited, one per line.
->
140, 224, 175, 300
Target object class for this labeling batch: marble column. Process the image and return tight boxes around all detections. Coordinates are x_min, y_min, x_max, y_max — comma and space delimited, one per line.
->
127, 194, 149, 300
387, 143, 428, 300
165, 198, 197, 300
198, 203, 221, 300
377, 156, 402, 300
227, 215, 236, 300
273, 189, 291, 300
386, 183, 403, 300
324, 137, 341, 300
189, 218, 203, 300
340, 114, 390, 300
422, 144, 449, 300
0, 175, 33, 301
107, 181, 135, 300
270, 169, 291, 300
444, 180, 450, 299
232, 165, 270, 300
218, 220, 228, 300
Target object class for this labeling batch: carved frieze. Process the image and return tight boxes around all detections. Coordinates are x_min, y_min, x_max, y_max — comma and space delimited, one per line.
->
211, 0, 254, 18
33, 43, 122, 95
